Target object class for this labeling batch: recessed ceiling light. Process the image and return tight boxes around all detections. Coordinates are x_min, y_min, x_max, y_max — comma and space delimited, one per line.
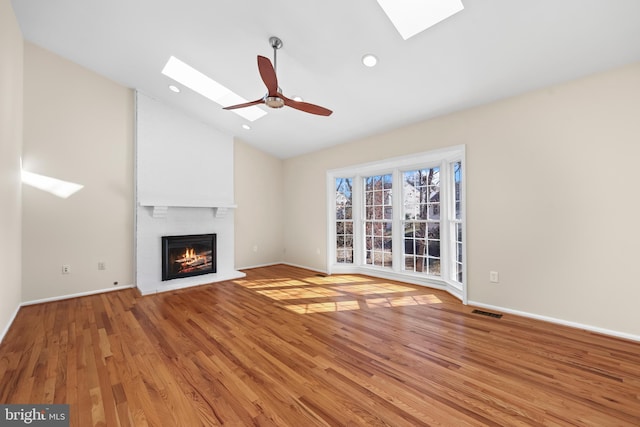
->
376, 0, 464, 40
362, 54, 378, 67
168, 84, 180, 93
242, 124, 251, 130
161, 56, 267, 122
292, 95, 304, 102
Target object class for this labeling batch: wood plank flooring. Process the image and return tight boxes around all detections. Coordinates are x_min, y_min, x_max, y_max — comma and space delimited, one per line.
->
1, 264, 639, 426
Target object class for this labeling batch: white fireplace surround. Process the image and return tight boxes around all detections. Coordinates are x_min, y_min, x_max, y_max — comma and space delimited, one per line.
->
135, 92, 245, 295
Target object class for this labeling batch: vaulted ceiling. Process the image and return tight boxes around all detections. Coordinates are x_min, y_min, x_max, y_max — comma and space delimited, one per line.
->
12, 0, 640, 158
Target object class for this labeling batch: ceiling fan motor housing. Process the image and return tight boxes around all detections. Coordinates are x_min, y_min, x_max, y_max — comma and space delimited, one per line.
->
265, 96, 285, 108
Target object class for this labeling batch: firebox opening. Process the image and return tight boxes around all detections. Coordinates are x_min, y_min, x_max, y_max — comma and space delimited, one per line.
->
161, 234, 216, 281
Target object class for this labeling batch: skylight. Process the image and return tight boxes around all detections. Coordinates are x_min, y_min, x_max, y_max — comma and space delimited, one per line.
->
161, 56, 267, 122
376, 0, 464, 40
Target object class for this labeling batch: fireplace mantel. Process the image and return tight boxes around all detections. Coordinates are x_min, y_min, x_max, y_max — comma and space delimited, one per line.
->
139, 200, 237, 219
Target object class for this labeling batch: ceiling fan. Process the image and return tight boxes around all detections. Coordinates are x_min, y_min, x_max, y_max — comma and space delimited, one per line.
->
223, 37, 332, 116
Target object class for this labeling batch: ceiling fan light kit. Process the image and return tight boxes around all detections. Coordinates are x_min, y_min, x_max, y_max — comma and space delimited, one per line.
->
223, 36, 332, 116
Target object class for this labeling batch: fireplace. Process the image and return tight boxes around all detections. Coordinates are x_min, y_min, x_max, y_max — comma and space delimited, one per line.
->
161, 234, 216, 281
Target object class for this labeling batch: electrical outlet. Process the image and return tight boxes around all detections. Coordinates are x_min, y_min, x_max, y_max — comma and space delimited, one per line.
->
98, 261, 106, 270
489, 271, 499, 283
253, 245, 258, 252
62, 265, 71, 274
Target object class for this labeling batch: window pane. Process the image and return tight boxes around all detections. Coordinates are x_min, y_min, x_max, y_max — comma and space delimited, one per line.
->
384, 206, 393, 220
428, 240, 440, 258
345, 222, 353, 235
428, 258, 441, 275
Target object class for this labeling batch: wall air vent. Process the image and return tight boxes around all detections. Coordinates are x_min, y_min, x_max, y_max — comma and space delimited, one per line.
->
472, 309, 503, 319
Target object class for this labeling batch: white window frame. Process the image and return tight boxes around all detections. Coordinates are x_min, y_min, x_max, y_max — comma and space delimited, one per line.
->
326, 145, 466, 302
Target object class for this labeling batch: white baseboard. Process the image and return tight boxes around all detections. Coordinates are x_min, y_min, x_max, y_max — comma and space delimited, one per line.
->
238, 262, 328, 275
281, 262, 328, 275
138, 270, 247, 296
468, 300, 640, 343
22, 284, 135, 306
236, 262, 282, 270
0, 304, 21, 346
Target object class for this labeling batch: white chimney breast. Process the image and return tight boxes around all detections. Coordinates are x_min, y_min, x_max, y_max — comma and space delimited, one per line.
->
135, 92, 244, 294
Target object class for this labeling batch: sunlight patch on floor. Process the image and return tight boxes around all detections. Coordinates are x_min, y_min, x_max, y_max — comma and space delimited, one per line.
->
285, 300, 361, 314
303, 275, 372, 285
367, 294, 442, 308
237, 272, 441, 314
282, 294, 441, 314
257, 287, 346, 300
331, 283, 416, 295
234, 278, 312, 289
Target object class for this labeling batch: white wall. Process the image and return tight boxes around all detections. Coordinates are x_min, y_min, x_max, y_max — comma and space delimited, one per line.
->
282, 63, 640, 338
21, 42, 134, 302
0, 0, 23, 342
234, 140, 284, 269
135, 93, 244, 294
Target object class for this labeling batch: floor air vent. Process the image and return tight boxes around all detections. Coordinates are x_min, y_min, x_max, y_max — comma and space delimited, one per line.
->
472, 309, 503, 318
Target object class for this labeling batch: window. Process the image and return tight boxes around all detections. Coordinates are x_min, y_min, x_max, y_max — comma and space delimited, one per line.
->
328, 146, 465, 300
335, 178, 353, 263
402, 167, 440, 275
451, 161, 463, 283
364, 174, 393, 268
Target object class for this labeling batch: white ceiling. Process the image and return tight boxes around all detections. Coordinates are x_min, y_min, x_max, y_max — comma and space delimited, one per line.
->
11, 0, 640, 159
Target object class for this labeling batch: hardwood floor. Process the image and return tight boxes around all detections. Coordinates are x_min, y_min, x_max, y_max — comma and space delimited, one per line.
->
1, 264, 639, 426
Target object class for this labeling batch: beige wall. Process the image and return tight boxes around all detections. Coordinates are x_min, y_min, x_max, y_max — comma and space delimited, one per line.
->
0, 0, 23, 340
234, 139, 284, 268
21, 43, 134, 302
283, 63, 640, 337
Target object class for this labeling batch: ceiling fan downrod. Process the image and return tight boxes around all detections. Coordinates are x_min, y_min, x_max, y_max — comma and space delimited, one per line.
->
265, 36, 284, 108
269, 36, 283, 74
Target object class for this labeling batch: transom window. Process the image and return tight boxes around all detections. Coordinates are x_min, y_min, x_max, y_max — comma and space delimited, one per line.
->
327, 146, 465, 300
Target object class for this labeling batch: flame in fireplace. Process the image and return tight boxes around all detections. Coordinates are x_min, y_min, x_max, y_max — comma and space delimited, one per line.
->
185, 248, 196, 260
174, 247, 211, 273
179, 248, 205, 266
